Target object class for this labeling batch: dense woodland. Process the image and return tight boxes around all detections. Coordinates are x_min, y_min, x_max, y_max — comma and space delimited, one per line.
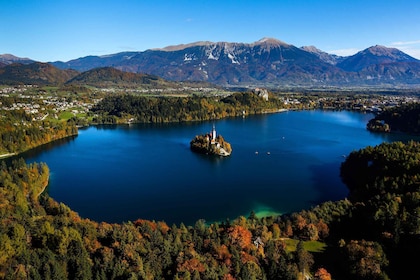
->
367, 102, 420, 133
1, 139, 419, 279
90, 92, 286, 124
65, 67, 214, 90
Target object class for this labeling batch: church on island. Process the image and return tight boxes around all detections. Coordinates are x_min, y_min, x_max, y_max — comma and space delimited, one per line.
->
209, 124, 217, 143
190, 124, 232, 157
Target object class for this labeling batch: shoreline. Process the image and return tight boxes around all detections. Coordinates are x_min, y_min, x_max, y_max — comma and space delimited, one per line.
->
261, 108, 288, 114
1, 108, 282, 161
36, 174, 50, 198
0, 131, 78, 161
0, 152, 17, 159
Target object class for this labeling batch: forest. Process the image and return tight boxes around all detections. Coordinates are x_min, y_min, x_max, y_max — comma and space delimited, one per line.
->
367, 102, 420, 133
1, 139, 419, 279
90, 92, 287, 124
0, 110, 78, 155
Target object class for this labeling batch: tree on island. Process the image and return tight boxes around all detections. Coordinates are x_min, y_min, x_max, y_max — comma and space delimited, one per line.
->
190, 125, 232, 156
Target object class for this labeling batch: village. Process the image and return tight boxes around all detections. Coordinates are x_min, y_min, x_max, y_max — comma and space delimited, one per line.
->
1, 85, 420, 125
0, 85, 100, 122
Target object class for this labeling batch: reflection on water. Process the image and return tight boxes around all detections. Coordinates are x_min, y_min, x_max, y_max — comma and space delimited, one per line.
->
4, 135, 77, 165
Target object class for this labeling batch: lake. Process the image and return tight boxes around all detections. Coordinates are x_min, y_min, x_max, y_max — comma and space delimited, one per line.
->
15, 110, 417, 225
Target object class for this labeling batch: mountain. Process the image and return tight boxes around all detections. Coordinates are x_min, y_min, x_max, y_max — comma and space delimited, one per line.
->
66, 66, 212, 89
337, 45, 419, 72
0, 54, 35, 65
49, 38, 420, 87
300, 45, 344, 65
52, 38, 353, 87
0, 39, 416, 88
355, 61, 420, 85
51, 52, 141, 72
0, 62, 79, 85
0, 62, 217, 89
334, 46, 420, 85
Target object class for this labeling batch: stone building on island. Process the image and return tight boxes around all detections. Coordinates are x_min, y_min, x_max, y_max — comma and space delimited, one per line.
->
190, 124, 232, 157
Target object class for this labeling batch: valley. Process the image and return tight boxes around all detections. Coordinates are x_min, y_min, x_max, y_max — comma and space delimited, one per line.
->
1, 81, 418, 158
1, 38, 420, 280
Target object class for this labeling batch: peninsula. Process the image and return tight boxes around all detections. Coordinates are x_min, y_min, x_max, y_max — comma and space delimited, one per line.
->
190, 124, 232, 157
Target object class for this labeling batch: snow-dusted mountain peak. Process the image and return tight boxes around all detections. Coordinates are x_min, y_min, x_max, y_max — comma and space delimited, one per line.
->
155, 41, 214, 52
254, 37, 289, 47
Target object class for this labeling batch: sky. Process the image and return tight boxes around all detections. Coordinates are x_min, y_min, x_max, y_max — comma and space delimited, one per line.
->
1, 0, 420, 62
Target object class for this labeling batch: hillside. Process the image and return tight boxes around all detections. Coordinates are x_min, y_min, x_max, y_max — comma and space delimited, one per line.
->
0, 63, 218, 91
0, 54, 34, 65
367, 102, 420, 133
50, 38, 420, 88
0, 62, 79, 85
337, 45, 418, 72
3, 39, 420, 88
90, 91, 285, 124
300, 45, 344, 65
52, 38, 349, 87
66, 67, 185, 88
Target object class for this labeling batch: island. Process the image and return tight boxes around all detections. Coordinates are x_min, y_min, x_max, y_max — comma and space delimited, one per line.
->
190, 124, 232, 156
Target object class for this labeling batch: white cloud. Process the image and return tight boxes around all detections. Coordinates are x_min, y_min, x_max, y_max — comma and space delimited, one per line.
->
390, 40, 420, 46
389, 40, 420, 59
398, 48, 420, 60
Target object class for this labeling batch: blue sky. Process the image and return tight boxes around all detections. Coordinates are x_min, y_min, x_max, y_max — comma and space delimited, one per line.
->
1, 0, 420, 62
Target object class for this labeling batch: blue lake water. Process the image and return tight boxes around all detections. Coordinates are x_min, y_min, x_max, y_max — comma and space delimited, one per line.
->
15, 110, 418, 225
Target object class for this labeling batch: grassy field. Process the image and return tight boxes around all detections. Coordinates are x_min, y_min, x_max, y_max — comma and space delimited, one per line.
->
283, 238, 327, 253
58, 111, 74, 120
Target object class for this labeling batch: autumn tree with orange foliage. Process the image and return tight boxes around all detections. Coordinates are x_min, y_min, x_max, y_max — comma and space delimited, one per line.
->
314, 267, 332, 280
343, 240, 389, 279
228, 225, 253, 250
3, 139, 420, 280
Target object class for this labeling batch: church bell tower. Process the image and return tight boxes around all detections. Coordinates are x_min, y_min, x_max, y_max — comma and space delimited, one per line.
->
212, 123, 216, 141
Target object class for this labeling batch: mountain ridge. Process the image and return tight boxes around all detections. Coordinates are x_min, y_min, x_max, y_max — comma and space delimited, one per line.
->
0, 62, 78, 85
300, 45, 344, 65
49, 38, 420, 87
3, 38, 420, 88
65, 66, 215, 89
337, 45, 418, 72
0, 54, 35, 65
153, 38, 291, 52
